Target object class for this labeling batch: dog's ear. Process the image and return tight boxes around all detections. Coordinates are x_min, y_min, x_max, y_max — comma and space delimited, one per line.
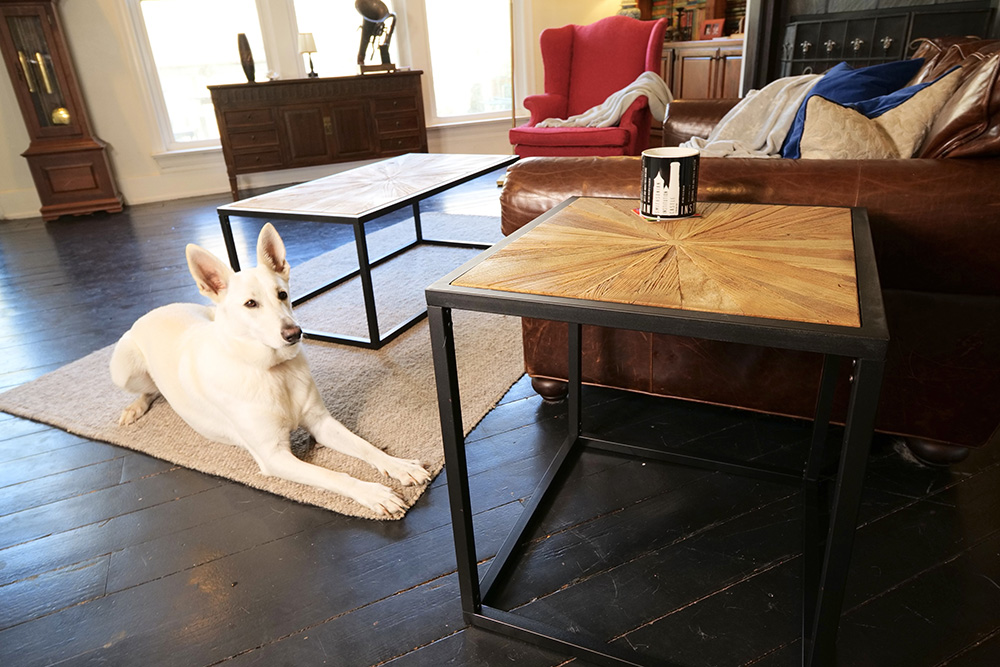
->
257, 223, 290, 280
186, 244, 233, 303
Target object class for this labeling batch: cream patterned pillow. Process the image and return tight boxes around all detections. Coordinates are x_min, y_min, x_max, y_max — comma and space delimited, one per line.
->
800, 68, 963, 159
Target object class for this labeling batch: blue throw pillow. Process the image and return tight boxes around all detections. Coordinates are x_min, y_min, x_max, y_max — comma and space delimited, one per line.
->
781, 59, 926, 158
847, 66, 959, 118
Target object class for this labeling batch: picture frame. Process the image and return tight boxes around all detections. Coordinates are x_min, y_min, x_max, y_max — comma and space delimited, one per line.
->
701, 18, 725, 40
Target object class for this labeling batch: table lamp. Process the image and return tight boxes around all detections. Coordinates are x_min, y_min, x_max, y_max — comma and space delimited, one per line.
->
298, 33, 318, 78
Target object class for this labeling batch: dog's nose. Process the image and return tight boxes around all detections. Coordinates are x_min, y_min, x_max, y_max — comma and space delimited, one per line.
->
282, 325, 302, 344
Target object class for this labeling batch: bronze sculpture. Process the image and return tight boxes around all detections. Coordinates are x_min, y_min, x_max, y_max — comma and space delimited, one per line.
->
356, 0, 396, 72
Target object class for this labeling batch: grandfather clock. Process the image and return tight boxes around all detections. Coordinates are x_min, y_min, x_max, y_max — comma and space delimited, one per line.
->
0, 0, 122, 220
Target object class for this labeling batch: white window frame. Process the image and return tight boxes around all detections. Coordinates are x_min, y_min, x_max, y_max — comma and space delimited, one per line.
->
119, 0, 531, 156
121, 0, 302, 155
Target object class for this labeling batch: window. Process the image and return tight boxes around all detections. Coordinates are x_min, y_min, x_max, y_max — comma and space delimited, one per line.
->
132, 0, 269, 147
125, 0, 518, 153
292, 0, 399, 79
423, 0, 511, 120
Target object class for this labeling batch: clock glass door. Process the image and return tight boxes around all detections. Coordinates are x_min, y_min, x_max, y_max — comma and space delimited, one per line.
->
6, 13, 73, 135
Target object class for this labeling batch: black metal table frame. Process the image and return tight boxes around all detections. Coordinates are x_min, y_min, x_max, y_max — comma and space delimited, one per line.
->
216, 155, 517, 349
426, 199, 889, 667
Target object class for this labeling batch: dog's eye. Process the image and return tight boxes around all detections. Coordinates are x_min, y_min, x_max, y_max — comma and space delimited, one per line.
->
277, 290, 288, 301
244, 299, 258, 308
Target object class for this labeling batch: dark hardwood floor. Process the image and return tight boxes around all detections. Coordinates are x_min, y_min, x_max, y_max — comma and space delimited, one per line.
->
1, 167, 998, 667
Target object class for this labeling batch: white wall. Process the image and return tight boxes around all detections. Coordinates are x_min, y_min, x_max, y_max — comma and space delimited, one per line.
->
0, 0, 621, 220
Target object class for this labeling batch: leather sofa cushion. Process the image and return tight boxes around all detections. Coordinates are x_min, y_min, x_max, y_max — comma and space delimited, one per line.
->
910, 37, 993, 83
919, 49, 1000, 158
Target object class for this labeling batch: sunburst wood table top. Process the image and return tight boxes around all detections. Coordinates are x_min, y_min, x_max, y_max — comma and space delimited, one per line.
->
218, 153, 516, 220
452, 197, 861, 328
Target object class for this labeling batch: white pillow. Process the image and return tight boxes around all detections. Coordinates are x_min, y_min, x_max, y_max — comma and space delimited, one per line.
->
800, 68, 963, 159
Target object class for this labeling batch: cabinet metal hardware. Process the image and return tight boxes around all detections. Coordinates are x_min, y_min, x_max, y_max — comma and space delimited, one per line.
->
323, 116, 333, 136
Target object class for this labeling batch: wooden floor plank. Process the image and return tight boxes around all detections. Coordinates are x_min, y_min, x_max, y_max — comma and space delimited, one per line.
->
0, 466, 223, 551
835, 531, 1000, 667
0, 457, 124, 517
0, 556, 110, 633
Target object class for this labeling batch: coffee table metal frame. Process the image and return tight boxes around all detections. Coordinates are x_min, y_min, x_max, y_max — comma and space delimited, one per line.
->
216, 154, 517, 349
426, 198, 889, 667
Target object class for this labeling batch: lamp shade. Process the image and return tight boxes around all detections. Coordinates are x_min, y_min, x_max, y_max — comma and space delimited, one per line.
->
298, 32, 317, 54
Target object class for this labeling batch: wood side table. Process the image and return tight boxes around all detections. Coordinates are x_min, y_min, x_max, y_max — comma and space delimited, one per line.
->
427, 197, 889, 666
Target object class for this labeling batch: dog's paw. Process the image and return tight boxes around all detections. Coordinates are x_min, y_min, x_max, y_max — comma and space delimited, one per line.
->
380, 457, 432, 487
118, 394, 155, 426
118, 404, 145, 426
355, 481, 409, 518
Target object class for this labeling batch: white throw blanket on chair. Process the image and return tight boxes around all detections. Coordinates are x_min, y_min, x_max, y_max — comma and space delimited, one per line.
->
537, 71, 674, 128
681, 74, 823, 157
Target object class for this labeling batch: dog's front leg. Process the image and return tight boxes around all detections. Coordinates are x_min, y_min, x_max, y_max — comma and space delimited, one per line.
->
110, 330, 161, 426
303, 407, 431, 488
250, 441, 410, 518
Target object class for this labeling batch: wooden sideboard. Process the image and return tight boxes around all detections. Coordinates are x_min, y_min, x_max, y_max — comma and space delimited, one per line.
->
209, 70, 427, 199
661, 38, 744, 100
651, 38, 743, 147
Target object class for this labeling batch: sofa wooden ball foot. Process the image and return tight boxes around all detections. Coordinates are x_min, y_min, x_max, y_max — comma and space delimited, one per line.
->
904, 439, 971, 467
531, 377, 569, 403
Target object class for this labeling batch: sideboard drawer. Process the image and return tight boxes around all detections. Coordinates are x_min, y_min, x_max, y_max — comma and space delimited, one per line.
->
380, 134, 424, 153
229, 128, 279, 149
224, 108, 274, 127
373, 96, 418, 115
232, 149, 283, 171
376, 114, 421, 135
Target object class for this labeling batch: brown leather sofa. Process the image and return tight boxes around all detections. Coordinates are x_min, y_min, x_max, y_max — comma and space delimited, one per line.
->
499, 38, 1000, 465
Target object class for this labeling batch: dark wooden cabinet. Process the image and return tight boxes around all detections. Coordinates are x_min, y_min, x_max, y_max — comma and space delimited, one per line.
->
209, 71, 427, 199
664, 39, 744, 99
778, 1, 996, 78
0, 0, 122, 221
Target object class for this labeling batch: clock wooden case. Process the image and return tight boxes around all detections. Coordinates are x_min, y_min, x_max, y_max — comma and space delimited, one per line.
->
0, 0, 122, 220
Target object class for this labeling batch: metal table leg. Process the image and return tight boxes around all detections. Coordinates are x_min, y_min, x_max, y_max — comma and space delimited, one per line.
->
352, 219, 381, 346
429, 305, 481, 617
802, 354, 840, 642
218, 212, 241, 271
805, 357, 885, 667
413, 201, 424, 243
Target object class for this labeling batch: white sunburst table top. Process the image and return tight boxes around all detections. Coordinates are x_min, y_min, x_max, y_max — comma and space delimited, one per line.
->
219, 153, 515, 220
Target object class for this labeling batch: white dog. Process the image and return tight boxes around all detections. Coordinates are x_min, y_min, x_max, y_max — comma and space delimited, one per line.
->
110, 223, 430, 517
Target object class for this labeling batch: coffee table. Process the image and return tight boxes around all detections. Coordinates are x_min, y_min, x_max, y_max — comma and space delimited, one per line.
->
426, 197, 889, 667
216, 153, 517, 348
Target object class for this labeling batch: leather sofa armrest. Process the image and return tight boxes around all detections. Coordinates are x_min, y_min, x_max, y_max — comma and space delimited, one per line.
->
501, 156, 642, 236
662, 98, 740, 146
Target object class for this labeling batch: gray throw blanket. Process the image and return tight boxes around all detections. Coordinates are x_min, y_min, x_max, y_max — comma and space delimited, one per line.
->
537, 72, 674, 128
682, 74, 822, 157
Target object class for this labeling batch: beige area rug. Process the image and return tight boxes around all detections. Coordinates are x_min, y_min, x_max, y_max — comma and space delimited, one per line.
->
0, 214, 524, 520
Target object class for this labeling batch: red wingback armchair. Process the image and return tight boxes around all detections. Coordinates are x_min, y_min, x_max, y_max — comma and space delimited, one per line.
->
509, 15, 668, 157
